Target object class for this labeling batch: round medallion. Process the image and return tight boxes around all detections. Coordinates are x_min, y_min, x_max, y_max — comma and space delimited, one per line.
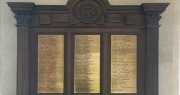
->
74, 0, 101, 24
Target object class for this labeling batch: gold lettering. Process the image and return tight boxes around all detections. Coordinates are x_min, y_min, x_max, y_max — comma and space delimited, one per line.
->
111, 35, 137, 93
38, 35, 64, 93
74, 35, 100, 93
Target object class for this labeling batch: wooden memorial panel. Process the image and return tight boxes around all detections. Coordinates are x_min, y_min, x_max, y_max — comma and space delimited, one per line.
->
7, 1, 169, 95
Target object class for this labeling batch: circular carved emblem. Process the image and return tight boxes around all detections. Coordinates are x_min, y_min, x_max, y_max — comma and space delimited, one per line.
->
74, 0, 102, 24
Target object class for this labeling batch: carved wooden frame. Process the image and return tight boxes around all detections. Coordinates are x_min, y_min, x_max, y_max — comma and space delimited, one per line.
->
7, 0, 169, 95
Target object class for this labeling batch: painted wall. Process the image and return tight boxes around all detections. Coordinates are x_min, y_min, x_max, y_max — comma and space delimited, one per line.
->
0, 0, 179, 95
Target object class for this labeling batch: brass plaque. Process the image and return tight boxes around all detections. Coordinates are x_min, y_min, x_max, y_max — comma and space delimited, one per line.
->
111, 35, 137, 93
74, 35, 100, 93
38, 35, 64, 93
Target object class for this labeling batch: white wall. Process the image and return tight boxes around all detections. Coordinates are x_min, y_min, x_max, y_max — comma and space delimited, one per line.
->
0, 0, 17, 95
0, 0, 179, 95
0, 0, 2, 95
174, 1, 180, 95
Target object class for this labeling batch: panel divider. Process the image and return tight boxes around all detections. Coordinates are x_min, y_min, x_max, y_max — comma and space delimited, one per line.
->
101, 33, 109, 95
65, 32, 72, 95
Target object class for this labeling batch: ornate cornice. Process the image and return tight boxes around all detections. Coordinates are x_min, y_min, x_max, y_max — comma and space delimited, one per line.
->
7, 2, 169, 27
142, 3, 169, 27
142, 3, 170, 14
7, 2, 35, 14
7, 2, 35, 26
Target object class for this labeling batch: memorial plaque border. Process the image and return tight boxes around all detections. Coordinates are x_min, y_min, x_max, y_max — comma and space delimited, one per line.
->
7, 0, 169, 95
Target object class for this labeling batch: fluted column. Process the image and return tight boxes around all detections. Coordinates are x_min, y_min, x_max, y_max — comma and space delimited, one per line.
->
142, 3, 169, 95
7, 2, 35, 95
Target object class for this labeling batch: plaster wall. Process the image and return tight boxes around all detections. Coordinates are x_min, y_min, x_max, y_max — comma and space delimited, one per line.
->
0, 0, 179, 95
0, 1, 2, 95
